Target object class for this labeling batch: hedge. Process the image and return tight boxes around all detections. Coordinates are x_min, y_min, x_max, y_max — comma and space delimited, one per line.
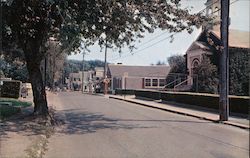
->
0, 80, 21, 99
134, 90, 249, 114
134, 90, 161, 100
0, 104, 21, 119
0, 98, 32, 107
115, 89, 135, 95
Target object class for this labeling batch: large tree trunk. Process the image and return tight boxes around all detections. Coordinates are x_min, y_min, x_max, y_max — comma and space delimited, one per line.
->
26, 56, 49, 116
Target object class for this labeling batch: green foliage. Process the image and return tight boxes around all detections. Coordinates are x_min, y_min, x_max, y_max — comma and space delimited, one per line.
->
0, 70, 5, 78
193, 55, 219, 94
1, 0, 211, 115
115, 89, 135, 95
0, 81, 21, 99
1, 0, 210, 58
63, 59, 105, 78
0, 58, 29, 82
0, 98, 31, 119
229, 48, 249, 96
134, 90, 249, 114
155, 61, 166, 65
0, 105, 20, 119
135, 90, 161, 100
0, 98, 32, 107
167, 55, 186, 73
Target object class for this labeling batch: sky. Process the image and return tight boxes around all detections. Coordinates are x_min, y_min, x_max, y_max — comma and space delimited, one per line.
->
68, 0, 250, 66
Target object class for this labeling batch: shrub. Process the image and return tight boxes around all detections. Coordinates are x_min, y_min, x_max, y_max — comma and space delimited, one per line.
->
115, 89, 135, 95
0, 80, 21, 99
135, 90, 161, 100
0, 105, 21, 119
0, 98, 32, 107
134, 90, 249, 114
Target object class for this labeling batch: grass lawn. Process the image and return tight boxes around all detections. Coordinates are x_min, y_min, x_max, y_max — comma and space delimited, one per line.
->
0, 98, 32, 119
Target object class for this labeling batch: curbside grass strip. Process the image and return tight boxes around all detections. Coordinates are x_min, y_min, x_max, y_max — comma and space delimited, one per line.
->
0, 98, 32, 120
109, 96, 250, 130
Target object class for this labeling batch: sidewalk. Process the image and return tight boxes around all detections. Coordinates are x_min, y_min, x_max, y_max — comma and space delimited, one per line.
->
108, 95, 249, 129
0, 92, 57, 158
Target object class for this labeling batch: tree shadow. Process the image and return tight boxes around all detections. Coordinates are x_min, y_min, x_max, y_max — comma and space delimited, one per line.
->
0, 107, 156, 138
0, 106, 56, 139
55, 109, 156, 135
0, 106, 213, 138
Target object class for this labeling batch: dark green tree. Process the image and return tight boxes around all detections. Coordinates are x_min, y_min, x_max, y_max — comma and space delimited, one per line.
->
229, 48, 249, 96
156, 60, 166, 65
1, 0, 210, 115
193, 55, 219, 94
167, 55, 186, 73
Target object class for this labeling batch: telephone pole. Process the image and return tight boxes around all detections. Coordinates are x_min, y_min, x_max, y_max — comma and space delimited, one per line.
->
219, 0, 230, 121
82, 50, 85, 93
104, 40, 108, 95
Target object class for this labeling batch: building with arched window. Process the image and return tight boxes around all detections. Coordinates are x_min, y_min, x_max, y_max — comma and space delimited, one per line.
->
185, 0, 249, 95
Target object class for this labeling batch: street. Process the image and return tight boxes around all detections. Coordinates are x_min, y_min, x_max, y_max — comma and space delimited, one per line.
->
45, 92, 249, 158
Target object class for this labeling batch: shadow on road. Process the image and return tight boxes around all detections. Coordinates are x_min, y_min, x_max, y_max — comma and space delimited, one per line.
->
0, 107, 212, 138
54, 109, 213, 135
56, 109, 156, 135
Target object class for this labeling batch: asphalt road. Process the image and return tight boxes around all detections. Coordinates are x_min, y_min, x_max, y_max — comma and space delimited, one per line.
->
45, 92, 249, 158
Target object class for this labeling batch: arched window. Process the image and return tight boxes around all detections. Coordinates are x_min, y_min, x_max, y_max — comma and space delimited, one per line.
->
191, 59, 200, 76
192, 60, 199, 68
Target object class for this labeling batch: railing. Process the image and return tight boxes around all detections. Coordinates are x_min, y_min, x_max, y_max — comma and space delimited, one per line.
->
173, 77, 193, 92
164, 78, 181, 89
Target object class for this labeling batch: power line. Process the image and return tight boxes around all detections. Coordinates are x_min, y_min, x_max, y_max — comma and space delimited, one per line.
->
109, 32, 178, 62
136, 31, 170, 48
109, 0, 239, 62
212, 0, 239, 14
197, 0, 220, 14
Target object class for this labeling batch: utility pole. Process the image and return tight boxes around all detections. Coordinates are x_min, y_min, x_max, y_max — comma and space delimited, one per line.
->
219, 0, 230, 121
104, 40, 108, 95
82, 50, 85, 93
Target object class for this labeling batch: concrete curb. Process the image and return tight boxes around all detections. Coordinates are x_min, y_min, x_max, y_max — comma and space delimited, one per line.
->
109, 96, 249, 130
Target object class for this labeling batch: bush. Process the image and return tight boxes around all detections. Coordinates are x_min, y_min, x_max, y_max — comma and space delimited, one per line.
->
134, 90, 249, 114
115, 89, 135, 95
0, 80, 21, 99
0, 98, 32, 119
135, 90, 161, 100
0, 104, 21, 119
0, 98, 32, 107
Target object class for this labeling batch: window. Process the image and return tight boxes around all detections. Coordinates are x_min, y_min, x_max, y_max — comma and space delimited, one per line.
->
145, 79, 151, 87
159, 79, 165, 87
152, 79, 158, 87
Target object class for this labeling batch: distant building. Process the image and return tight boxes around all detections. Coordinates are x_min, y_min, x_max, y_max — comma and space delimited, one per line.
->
93, 67, 104, 81
67, 71, 94, 92
107, 64, 170, 91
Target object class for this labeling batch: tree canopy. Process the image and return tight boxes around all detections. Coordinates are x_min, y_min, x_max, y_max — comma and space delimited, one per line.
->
167, 55, 186, 74
1, 0, 210, 115
193, 55, 219, 94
